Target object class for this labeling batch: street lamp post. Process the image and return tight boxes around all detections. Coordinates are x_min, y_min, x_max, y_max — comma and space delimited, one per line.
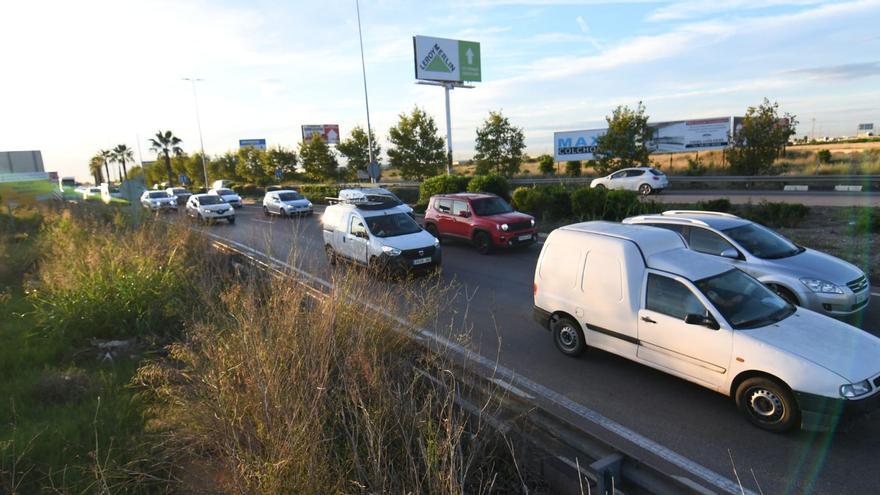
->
355, 0, 377, 183
183, 77, 210, 190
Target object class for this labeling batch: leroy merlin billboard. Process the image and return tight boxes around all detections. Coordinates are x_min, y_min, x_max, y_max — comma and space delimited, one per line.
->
413, 35, 481, 83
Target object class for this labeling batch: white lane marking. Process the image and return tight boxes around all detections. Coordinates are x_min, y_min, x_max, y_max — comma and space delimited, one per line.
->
203, 231, 755, 495
872, 292, 880, 298
251, 219, 273, 224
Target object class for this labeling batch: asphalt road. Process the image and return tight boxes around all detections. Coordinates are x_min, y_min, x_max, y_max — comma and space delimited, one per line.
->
195, 206, 880, 495
654, 189, 880, 207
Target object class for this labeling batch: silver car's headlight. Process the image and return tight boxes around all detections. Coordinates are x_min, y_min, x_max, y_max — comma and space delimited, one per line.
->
501, 223, 509, 232
800, 278, 844, 294
840, 379, 872, 398
307, 202, 313, 208
381, 246, 401, 256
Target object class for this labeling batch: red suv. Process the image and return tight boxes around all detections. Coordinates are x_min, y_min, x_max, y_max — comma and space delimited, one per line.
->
423, 193, 537, 254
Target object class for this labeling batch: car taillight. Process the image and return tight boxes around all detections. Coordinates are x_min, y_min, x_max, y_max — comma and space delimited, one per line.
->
533, 283, 537, 296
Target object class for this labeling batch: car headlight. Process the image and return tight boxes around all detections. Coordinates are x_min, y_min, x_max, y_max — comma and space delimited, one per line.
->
840, 379, 872, 398
501, 223, 509, 232
381, 246, 401, 256
433, 238, 440, 247
307, 202, 313, 208
530, 218, 535, 227
800, 278, 844, 294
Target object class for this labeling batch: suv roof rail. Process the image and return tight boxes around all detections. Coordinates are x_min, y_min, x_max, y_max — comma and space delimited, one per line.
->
662, 210, 740, 219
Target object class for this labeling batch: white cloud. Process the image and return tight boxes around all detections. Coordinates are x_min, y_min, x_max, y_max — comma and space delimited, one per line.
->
576, 16, 590, 33
648, 0, 830, 21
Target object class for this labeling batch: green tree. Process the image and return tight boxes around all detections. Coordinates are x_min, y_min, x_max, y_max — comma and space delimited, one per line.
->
593, 102, 654, 176
538, 154, 555, 175
111, 144, 134, 181
728, 99, 797, 175
235, 148, 269, 184
565, 160, 582, 177
149, 130, 184, 186
99, 149, 113, 185
210, 152, 238, 182
337, 125, 381, 176
266, 147, 300, 182
127, 165, 144, 182
88, 154, 104, 184
142, 161, 164, 187
299, 134, 339, 181
473, 110, 526, 177
387, 107, 446, 180
817, 149, 832, 165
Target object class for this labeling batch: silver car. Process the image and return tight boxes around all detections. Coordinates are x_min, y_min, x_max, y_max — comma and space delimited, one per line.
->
590, 166, 669, 196
623, 210, 870, 319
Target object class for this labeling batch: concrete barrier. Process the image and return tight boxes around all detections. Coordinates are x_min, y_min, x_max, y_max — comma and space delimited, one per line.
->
835, 185, 863, 192
783, 185, 809, 191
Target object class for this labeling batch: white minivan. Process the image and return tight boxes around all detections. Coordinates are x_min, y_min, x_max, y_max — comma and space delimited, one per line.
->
533, 221, 880, 432
322, 201, 440, 277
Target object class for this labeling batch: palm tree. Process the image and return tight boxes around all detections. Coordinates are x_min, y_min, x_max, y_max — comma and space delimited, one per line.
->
99, 149, 113, 184
88, 154, 104, 185
149, 131, 183, 186
111, 144, 134, 181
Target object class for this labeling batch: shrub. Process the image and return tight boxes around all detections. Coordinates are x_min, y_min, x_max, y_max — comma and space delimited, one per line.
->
696, 198, 733, 212
299, 184, 339, 204
742, 201, 810, 228
604, 189, 643, 220
570, 188, 655, 221
817, 149, 832, 164
853, 207, 880, 234
467, 173, 510, 200
511, 186, 530, 211
686, 157, 707, 176
565, 160, 582, 177
418, 174, 469, 205
237, 183, 264, 198
570, 187, 607, 220
512, 186, 570, 220
537, 154, 555, 175
386, 186, 419, 205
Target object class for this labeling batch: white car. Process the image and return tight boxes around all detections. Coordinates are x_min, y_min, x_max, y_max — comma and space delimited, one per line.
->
185, 193, 235, 224
590, 167, 668, 196
339, 188, 414, 217
209, 188, 242, 208
140, 190, 178, 211
262, 190, 313, 217
166, 187, 192, 206
81, 186, 102, 200
322, 200, 440, 277
533, 221, 880, 432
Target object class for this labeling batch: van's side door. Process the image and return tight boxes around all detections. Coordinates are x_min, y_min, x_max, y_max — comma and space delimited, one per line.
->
346, 214, 370, 264
636, 271, 732, 389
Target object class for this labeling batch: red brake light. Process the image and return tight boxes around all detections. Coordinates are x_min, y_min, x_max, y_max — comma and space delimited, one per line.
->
533, 283, 537, 295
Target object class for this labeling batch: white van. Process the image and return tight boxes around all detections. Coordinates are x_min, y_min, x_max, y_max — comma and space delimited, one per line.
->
322, 200, 440, 277
533, 221, 880, 432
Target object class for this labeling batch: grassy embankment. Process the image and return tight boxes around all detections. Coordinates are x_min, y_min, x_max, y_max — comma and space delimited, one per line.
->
0, 204, 526, 493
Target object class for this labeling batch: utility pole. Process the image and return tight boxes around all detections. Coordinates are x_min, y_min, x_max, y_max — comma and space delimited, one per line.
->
417, 81, 473, 174
183, 77, 210, 190
355, 0, 377, 183
811, 117, 816, 142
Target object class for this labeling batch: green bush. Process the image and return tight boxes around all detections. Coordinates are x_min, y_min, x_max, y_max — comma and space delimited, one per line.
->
742, 201, 810, 228
570, 187, 608, 220
467, 173, 510, 200
538, 154, 555, 175
565, 160, 582, 177
299, 184, 339, 204
386, 186, 419, 205
571, 188, 656, 221
237, 183, 264, 198
853, 207, 880, 234
817, 149, 832, 164
511, 186, 570, 220
696, 198, 733, 212
418, 175, 470, 205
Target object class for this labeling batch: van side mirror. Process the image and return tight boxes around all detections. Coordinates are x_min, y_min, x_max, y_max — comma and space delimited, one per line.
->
720, 248, 740, 260
685, 313, 720, 330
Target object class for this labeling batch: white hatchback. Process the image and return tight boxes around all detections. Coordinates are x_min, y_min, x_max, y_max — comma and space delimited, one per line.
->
186, 193, 235, 224
262, 190, 313, 217
590, 167, 668, 196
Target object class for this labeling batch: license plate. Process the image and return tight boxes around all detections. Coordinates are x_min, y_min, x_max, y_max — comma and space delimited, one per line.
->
518, 234, 532, 241
413, 257, 432, 266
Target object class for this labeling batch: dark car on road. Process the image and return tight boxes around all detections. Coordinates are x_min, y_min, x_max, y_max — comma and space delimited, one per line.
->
423, 193, 537, 254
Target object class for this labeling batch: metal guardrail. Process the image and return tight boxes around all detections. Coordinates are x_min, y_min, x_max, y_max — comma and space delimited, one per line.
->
206, 235, 738, 495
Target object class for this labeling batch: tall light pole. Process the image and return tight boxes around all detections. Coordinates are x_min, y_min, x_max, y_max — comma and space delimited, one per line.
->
355, 0, 377, 183
183, 77, 210, 190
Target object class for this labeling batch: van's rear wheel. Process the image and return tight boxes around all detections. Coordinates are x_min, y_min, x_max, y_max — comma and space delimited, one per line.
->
735, 377, 799, 432
553, 316, 585, 356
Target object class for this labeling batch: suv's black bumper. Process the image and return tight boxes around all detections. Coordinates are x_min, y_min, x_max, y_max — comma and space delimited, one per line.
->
795, 390, 880, 431
533, 306, 552, 330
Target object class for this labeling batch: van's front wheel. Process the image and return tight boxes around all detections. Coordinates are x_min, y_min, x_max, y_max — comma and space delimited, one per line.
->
553, 316, 585, 356
735, 377, 799, 432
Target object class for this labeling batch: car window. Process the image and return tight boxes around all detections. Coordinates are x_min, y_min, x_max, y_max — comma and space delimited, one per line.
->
646, 274, 706, 320
648, 169, 664, 176
644, 223, 685, 235
453, 200, 470, 216
436, 198, 452, 213
626, 170, 645, 177
688, 228, 736, 256
349, 216, 368, 237
610, 171, 626, 179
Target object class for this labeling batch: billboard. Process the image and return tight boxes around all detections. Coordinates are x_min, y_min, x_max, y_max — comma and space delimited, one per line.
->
858, 123, 874, 131
1, 151, 44, 173
0, 172, 59, 206
302, 125, 340, 145
555, 117, 736, 161
239, 139, 267, 150
413, 35, 481, 83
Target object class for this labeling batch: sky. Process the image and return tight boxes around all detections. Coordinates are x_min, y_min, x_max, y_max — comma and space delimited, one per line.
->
1, 0, 879, 180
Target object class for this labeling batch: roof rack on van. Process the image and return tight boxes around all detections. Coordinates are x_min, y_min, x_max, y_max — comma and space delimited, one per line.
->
662, 210, 740, 219
326, 197, 399, 210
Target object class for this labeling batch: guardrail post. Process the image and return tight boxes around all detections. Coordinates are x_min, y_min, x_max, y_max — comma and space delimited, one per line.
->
591, 453, 624, 494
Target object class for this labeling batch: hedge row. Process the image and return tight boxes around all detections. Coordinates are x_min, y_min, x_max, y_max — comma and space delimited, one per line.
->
418, 174, 510, 205
513, 186, 658, 222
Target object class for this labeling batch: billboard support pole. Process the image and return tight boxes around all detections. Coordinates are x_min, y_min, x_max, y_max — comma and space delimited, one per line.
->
444, 83, 453, 174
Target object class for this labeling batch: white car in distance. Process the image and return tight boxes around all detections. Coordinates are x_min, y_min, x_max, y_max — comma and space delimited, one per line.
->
186, 193, 235, 224
140, 190, 178, 211
262, 190, 313, 217
590, 167, 668, 196
209, 188, 242, 208
533, 222, 880, 432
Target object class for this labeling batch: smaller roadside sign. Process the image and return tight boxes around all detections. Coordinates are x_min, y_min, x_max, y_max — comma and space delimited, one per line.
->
239, 139, 267, 150
302, 125, 340, 145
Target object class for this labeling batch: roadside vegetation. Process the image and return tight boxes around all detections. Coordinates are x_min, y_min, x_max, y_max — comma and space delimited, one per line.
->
0, 203, 529, 493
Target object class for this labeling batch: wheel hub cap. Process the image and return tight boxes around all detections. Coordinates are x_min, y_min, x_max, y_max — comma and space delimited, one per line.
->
559, 326, 577, 348
749, 389, 783, 418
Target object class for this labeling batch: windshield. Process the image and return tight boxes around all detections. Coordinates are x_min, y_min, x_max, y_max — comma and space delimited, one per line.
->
148, 191, 169, 198
723, 223, 802, 259
471, 197, 514, 216
696, 270, 795, 329
278, 192, 304, 201
198, 195, 223, 205
365, 213, 422, 238
366, 194, 402, 205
